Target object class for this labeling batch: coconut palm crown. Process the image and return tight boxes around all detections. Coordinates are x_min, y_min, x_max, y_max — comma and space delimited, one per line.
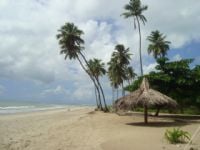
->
56, 22, 84, 60
87, 59, 106, 79
147, 30, 171, 59
122, 0, 148, 27
113, 44, 132, 66
108, 57, 125, 89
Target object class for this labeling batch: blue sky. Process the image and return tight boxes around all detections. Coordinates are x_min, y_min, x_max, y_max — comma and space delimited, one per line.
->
0, 0, 200, 105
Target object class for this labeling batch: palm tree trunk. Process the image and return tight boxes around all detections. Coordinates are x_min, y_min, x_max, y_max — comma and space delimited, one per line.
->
128, 79, 131, 86
76, 56, 103, 111
121, 84, 123, 97
96, 77, 108, 111
117, 88, 119, 99
97, 86, 103, 110
144, 104, 148, 124
112, 86, 114, 106
136, 16, 144, 77
79, 52, 108, 111
94, 84, 100, 109
122, 82, 125, 96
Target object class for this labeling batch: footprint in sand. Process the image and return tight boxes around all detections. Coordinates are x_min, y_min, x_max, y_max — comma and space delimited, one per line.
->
24, 140, 31, 148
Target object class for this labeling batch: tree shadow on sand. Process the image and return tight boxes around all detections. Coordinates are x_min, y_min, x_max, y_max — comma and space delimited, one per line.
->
126, 114, 200, 128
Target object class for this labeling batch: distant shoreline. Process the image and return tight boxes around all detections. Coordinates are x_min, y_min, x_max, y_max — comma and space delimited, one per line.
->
0, 104, 94, 115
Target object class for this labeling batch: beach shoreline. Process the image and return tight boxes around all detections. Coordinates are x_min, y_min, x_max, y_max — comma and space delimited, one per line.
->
0, 104, 94, 115
0, 108, 199, 150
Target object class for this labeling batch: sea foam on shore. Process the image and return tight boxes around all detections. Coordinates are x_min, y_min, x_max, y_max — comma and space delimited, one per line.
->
0, 103, 91, 115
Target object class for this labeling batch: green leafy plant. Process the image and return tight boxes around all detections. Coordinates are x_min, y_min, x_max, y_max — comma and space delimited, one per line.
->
164, 128, 191, 144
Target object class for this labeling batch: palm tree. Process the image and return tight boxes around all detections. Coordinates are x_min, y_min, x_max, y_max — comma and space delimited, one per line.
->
87, 58, 107, 110
56, 22, 103, 110
147, 30, 171, 59
114, 44, 132, 96
114, 44, 131, 66
108, 58, 117, 103
108, 44, 132, 97
108, 58, 125, 99
125, 66, 137, 85
122, 0, 148, 76
56, 23, 84, 60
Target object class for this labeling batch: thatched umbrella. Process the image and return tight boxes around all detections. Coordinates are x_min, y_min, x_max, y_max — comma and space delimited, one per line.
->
115, 78, 177, 123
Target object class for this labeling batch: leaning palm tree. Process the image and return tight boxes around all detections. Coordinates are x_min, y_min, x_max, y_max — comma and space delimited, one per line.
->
147, 30, 171, 59
122, 0, 148, 76
87, 60, 102, 110
56, 22, 104, 110
87, 58, 107, 110
56, 23, 84, 60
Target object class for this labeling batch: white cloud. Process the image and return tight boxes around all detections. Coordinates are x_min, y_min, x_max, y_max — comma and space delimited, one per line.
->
80, 20, 115, 63
144, 0, 200, 48
172, 54, 182, 61
0, 0, 200, 102
41, 85, 69, 97
143, 63, 157, 74
1, 0, 200, 82
72, 86, 93, 101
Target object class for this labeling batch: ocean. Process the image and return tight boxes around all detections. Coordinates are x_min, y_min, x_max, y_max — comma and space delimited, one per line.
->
0, 101, 90, 115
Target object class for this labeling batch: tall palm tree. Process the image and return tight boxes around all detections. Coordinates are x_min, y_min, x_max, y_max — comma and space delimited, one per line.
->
122, 0, 148, 76
147, 30, 171, 59
108, 58, 117, 102
108, 44, 132, 97
114, 44, 132, 96
114, 44, 131, 66
56, 22, 103, 110
108, 58, 125, 98
87, 58, 107, 110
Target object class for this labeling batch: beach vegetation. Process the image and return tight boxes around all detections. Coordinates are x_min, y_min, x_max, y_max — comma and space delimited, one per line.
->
164, 128, 191, 144
124, 28, 200, 114
147, 30, 171, 59
125, 57, 200, 114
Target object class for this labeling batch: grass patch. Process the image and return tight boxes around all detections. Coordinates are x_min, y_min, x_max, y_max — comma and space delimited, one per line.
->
164, 128, 191, 144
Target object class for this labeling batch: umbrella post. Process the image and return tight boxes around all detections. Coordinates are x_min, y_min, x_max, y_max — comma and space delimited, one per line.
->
155, 107, 160, 116
144, 104, 148, 124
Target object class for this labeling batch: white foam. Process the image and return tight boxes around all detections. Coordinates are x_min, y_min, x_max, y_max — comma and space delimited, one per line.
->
0, 105, 67, 114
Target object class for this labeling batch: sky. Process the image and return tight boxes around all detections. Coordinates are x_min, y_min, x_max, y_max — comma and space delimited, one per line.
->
0, 0, 200, 105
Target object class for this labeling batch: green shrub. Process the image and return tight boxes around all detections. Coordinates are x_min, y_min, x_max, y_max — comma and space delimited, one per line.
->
164, 128, 191, 144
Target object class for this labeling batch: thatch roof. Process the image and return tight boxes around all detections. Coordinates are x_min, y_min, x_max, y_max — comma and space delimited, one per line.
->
115, 78, 177, 111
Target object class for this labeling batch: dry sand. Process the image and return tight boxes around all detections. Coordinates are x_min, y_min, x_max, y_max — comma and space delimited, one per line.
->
0, 107, 200, 150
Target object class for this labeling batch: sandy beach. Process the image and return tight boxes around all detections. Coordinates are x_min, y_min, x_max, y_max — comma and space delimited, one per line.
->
0, 107, 199, 150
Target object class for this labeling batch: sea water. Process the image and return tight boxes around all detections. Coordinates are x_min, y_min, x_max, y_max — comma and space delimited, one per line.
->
0, 101, 88, 115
